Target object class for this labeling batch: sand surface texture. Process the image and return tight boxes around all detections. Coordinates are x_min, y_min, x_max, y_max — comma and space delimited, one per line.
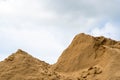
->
1, 33, 120, 80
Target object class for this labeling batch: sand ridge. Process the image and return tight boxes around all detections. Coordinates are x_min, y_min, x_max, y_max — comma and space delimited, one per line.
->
1, 33, 120, 80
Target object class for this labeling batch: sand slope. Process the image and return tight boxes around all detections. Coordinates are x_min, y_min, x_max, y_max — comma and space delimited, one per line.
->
0, 49, 63, 80
1, 33, 120, 80
52, 33, 120, 80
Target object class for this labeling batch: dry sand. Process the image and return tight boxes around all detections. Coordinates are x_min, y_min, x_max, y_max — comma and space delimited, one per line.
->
1, 33, 120, 80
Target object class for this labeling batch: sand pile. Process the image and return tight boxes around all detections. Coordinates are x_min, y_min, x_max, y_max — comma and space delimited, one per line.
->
52, 33, 120, 80
0, 49, 63, 80
1, 33, 120, 80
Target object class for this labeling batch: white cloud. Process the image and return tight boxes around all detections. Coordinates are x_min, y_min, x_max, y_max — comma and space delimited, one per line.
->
0, 0, 57, 20
0, 0, 120, 64
90, 22, 120, 40
0, 27, 64, 64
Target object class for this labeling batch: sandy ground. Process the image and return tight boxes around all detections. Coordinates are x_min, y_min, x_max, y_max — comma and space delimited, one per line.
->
1, 33, 120, 80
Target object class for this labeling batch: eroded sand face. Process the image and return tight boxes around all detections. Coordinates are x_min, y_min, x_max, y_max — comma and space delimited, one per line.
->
1, 33, 120, 80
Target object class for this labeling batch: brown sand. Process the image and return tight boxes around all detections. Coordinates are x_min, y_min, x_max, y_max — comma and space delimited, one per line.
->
1, 33, 120, 80
0, 49, 63, 80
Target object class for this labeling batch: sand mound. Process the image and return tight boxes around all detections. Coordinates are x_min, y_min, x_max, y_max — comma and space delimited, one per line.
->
1, 33, 120, 80
0, 49, 63, 80
52, 33, 120, 80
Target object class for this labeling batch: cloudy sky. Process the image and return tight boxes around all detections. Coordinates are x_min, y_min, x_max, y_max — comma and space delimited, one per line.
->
0, 0, 120, 64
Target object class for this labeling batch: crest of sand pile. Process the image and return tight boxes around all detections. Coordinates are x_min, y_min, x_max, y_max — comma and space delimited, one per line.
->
1, 33, 120, 80
52, 33, 120, 80
0, 49, 64, 80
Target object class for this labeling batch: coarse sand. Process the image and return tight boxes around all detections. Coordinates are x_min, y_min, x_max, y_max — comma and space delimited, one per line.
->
1, 33, 120, 80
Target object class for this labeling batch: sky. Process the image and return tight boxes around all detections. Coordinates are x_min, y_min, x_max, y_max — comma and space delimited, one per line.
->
0, 0, 120, 64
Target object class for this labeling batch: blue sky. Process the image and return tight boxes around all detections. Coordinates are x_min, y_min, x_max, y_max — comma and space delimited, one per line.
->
0, 0, 120, 64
